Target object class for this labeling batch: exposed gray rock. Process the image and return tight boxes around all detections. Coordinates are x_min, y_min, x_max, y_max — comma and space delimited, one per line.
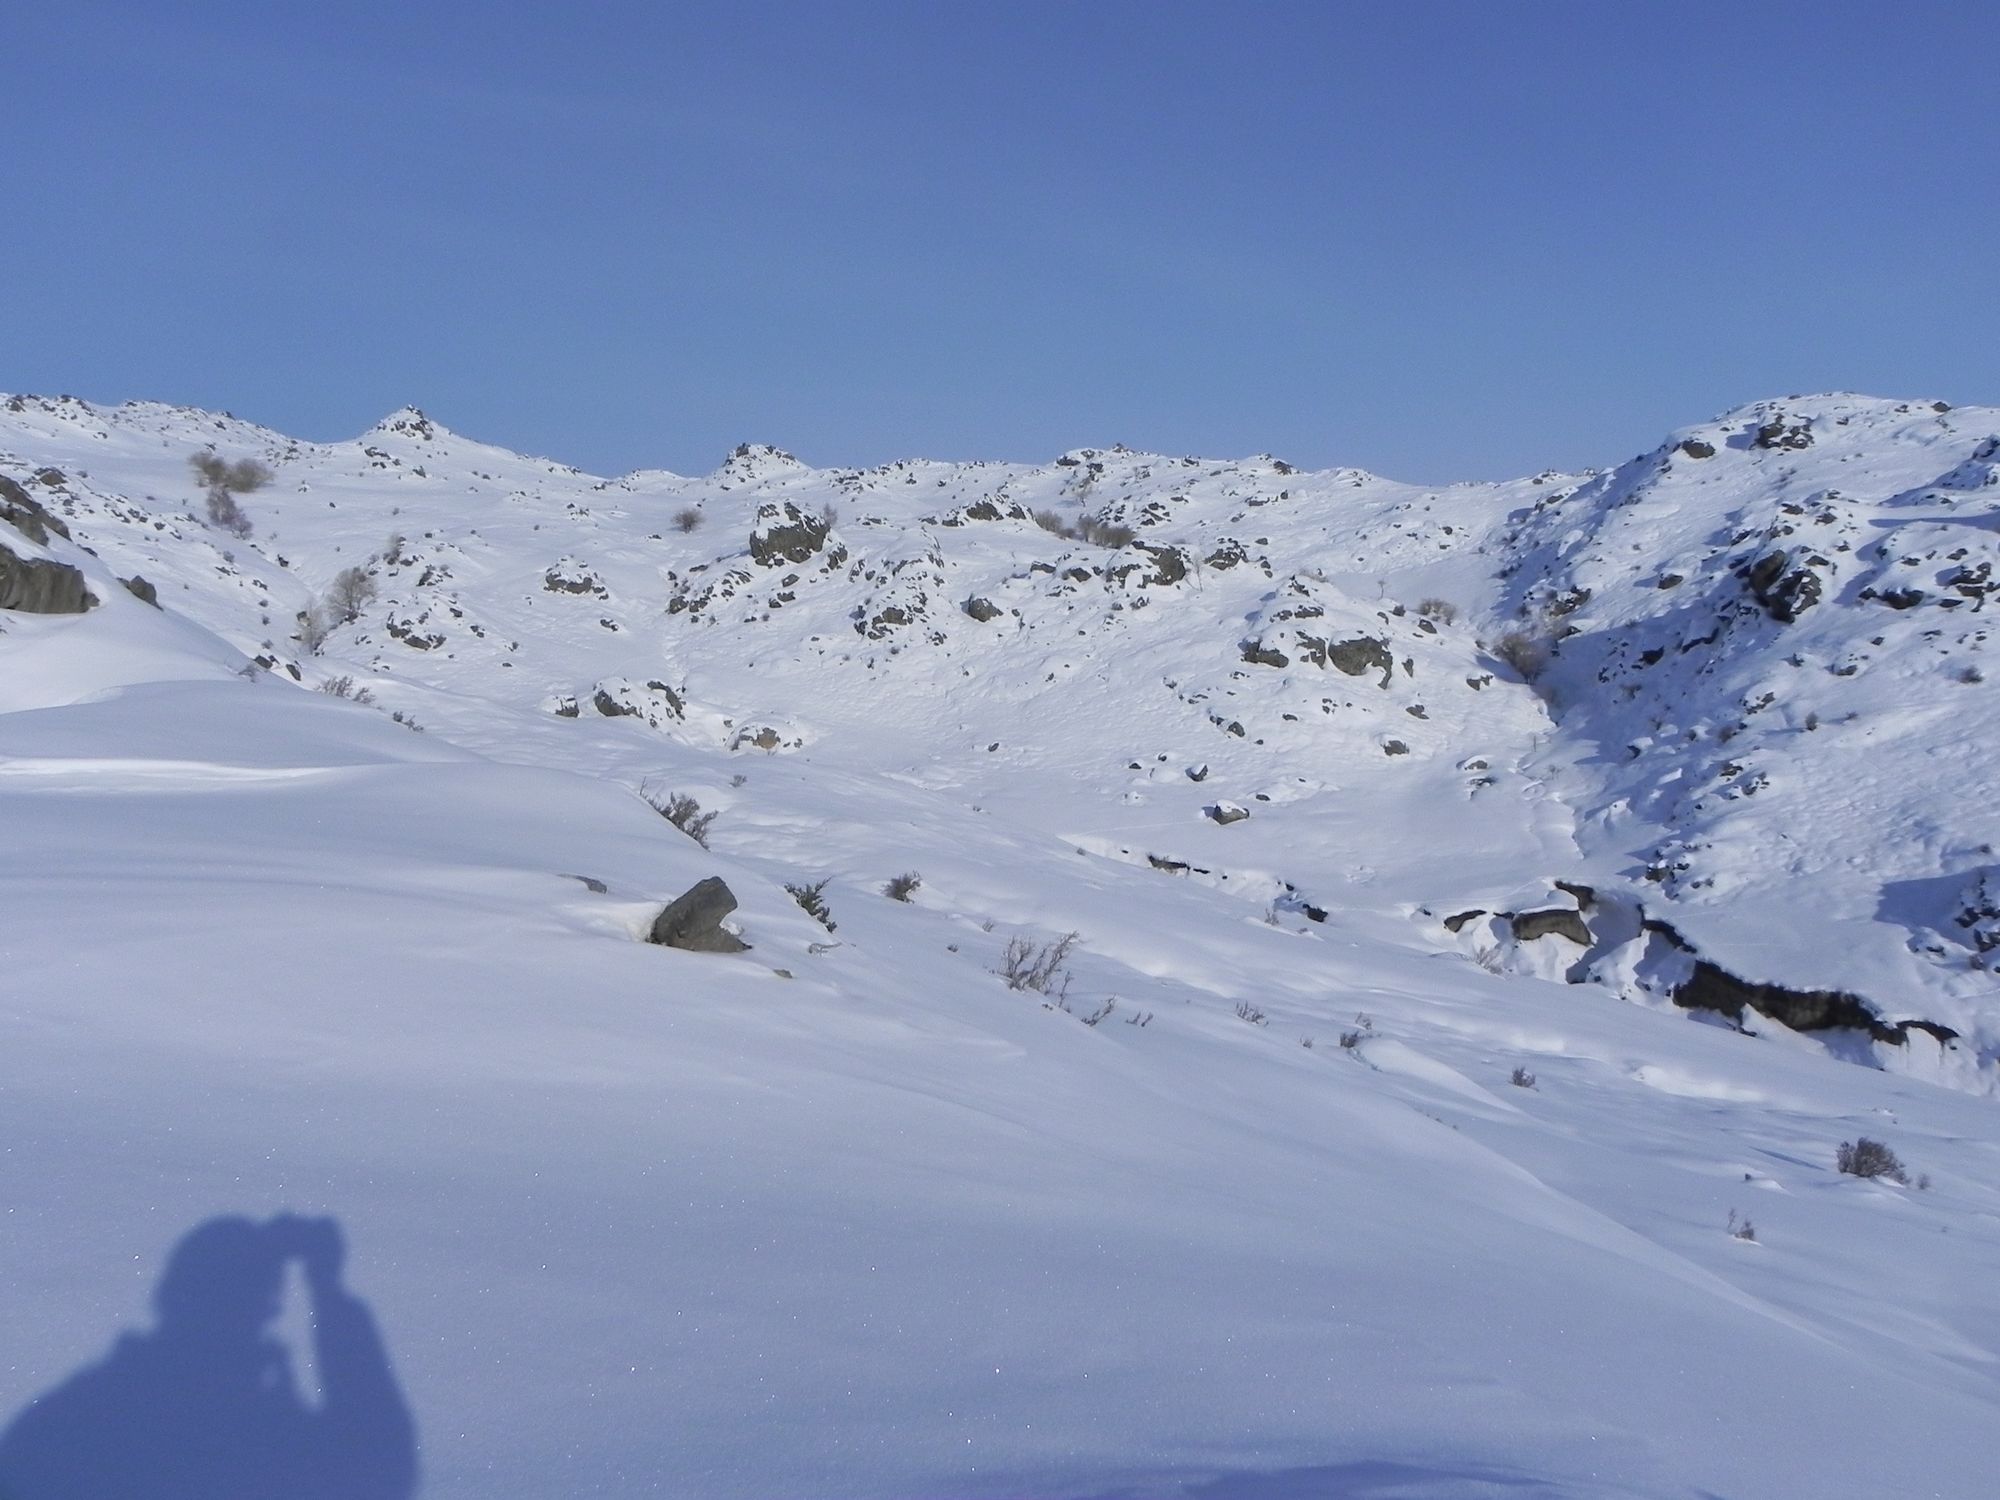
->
1745, 549, 1824, 623
0, 542, 95, 613
0, 475, 70, 545
748, 501, 830, 567
121, 575, 159, 606
1206, 802, 1249, 826
1442, 909, 1487, 934
1752, 416, 1814, 451
1511, 908, 1592, 945
963, 596, 1003, 622
1676, 439, 1716, 460
1320, 636, 1395, 685
1645, 919, 1941, 1043
649, 876, 750, 953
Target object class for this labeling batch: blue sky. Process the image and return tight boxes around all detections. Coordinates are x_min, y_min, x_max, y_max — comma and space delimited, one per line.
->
7, 1, 1995, 480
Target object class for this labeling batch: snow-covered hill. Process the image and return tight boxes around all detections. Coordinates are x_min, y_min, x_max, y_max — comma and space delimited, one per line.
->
3, 390, 1998, 1498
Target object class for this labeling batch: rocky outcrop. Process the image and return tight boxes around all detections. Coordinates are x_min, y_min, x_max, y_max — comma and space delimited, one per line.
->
748, 501, 831, 567
0, 475, 70, 545
1752, 416, 1814, 451
0, 542, 95, 613
1744, 549, 1825, 623
1319, 636, 1394, 685
1954, 868, 2000, 967
649, 876, 750, 953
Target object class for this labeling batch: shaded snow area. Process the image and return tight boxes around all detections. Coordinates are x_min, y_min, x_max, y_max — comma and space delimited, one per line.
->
3, 392, 1998, 1498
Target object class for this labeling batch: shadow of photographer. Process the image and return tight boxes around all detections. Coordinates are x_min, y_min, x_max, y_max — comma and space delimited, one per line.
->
1, 1213, 417, 1499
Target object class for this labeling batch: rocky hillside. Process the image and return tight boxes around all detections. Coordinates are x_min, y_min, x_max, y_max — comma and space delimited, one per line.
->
3, 389, 1995, 1085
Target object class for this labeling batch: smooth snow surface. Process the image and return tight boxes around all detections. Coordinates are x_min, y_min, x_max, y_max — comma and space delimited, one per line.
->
3, 392, 1998, 1498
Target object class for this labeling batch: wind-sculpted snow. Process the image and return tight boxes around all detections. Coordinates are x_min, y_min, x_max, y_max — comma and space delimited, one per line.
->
3, 390, 2000, 1498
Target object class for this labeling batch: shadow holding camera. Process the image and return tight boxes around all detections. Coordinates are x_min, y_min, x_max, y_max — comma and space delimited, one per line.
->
0, 1213, 417, 1500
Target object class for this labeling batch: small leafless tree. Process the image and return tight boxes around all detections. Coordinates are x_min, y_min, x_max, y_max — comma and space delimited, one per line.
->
324, 565, 377, 624
190, 452, 271, 538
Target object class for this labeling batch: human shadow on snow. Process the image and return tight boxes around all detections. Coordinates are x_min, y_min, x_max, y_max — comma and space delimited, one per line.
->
0, 1213, 417, 1500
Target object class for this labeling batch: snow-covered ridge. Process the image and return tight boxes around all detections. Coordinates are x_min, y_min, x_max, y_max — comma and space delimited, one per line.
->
5, 387, 1994, 1077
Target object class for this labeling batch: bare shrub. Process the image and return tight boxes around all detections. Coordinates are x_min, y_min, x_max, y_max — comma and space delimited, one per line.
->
785, 878, 836, 932
1492, 629, 1550, 681
646, 790, 717, 848
1417, 597, 1459, 624
1234, 1000, 1267, 1026
673, 506, 704, 533
1077, 514, 1136, 548
1339, 1029, 1363, 1049
1727, 1209, 1756, 1242
316, 675, 375, 704
1033, 509, 1068, 536
1836, 1137, 1908, 1183
884, 871, 922, 902
1510, 1065, 1537, 1089
998, 931, 1077, 998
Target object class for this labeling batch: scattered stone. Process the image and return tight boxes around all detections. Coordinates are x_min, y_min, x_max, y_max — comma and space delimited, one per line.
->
1207, 802, 1249, 826
121, 574, 159, 606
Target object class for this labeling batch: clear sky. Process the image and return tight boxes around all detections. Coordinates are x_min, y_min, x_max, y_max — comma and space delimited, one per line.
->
7, 1, 1995, 481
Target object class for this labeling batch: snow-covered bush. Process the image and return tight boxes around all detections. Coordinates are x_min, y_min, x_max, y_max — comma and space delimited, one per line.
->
884, 871, 921, 902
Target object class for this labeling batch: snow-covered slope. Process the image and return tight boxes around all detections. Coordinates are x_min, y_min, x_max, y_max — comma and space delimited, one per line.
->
3, 391, 1998, 1498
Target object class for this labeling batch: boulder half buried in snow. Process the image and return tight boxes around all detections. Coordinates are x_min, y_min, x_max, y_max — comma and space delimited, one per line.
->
649, 876, 750, 953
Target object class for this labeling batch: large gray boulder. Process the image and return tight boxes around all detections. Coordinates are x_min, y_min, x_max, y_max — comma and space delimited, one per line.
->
649, 876, 750, 953
0, 542, 95, 614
